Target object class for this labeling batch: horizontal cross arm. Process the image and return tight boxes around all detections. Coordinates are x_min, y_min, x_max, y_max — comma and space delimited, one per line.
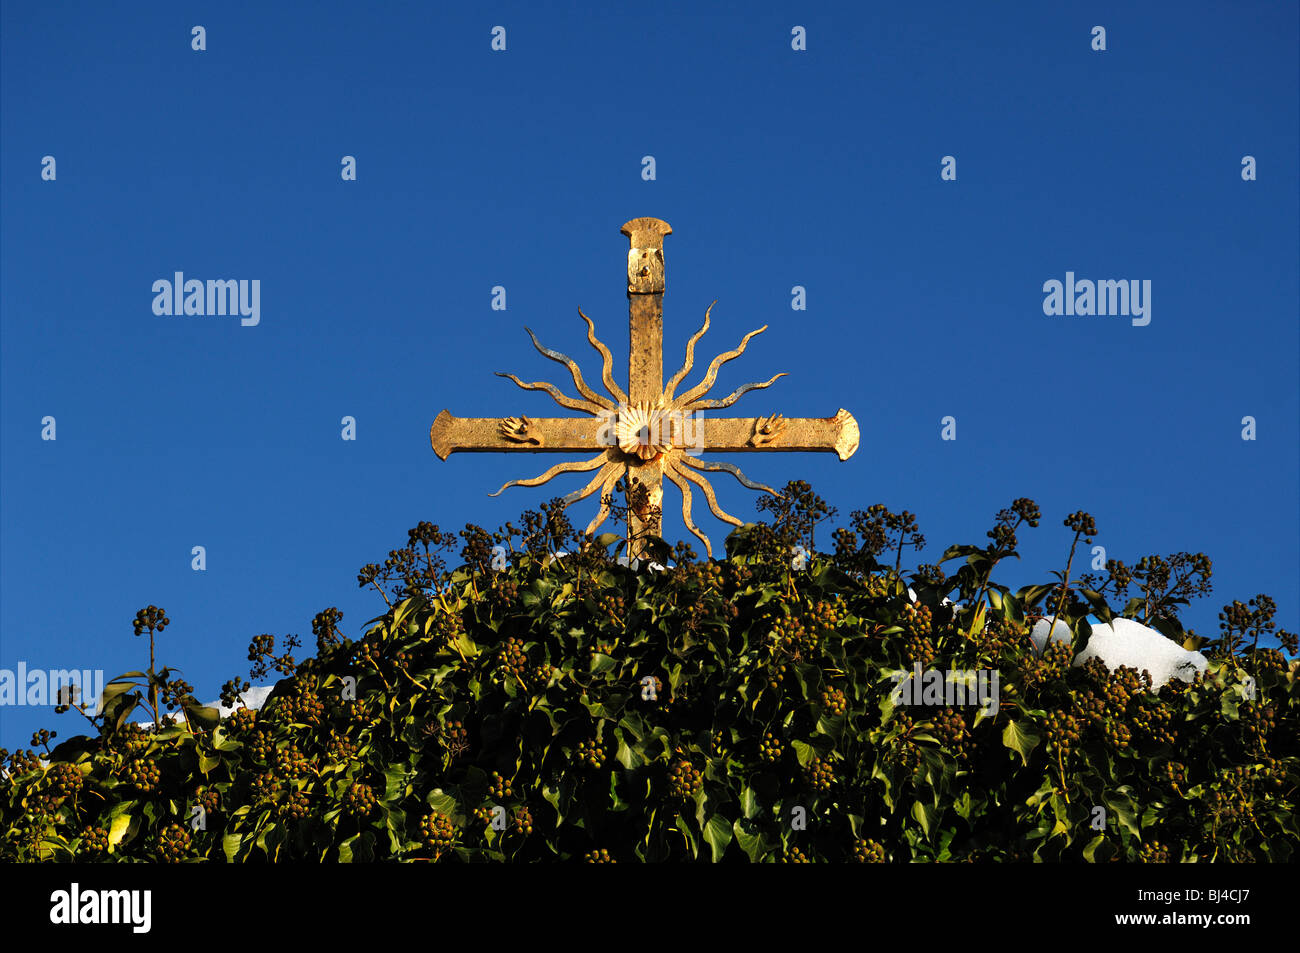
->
696, 409, 859, 460
430, 410, 606, 460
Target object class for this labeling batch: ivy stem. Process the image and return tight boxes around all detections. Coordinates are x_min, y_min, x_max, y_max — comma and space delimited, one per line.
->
1056, 748, 1070, 803
1045, 530, 1083, 657
148, 628, 159, 726
398, 668, 431, 692
971, 515, 1023, 626
370, 581, 393, 611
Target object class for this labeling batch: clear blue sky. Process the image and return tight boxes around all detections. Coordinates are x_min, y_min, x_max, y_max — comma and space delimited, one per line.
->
2, 1, 1296, 752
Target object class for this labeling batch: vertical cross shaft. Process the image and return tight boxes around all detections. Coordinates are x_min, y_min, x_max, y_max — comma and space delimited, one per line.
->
621, 217, 672, 554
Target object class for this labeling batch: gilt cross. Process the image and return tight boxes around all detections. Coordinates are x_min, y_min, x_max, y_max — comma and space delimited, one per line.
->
430, 217, 859, 560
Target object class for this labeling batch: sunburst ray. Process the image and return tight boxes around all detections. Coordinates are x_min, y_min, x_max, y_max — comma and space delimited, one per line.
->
664, 460, 714, 558
677, 455, 778, 496
488, 453, 609, 497
680, 373, 787, 411
580, 466, 623, 536
495, 372, 602, 415
562, 460, 620, 506
673, 459, 744, 527
524, 327, 615, 411
674, 325, 769, 407
663, 300, 714, 402
578, 309, 627, 405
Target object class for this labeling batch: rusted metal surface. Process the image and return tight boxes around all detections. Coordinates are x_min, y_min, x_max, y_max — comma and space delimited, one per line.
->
430, 216, 859, 559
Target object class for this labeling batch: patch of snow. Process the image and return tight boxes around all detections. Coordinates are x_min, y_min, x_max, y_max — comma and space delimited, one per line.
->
207, 685, 275, 719
1029, 617, 1074, 653
1031, 616, 1206, 688
132, 684, 275, 729
900, 589, 1207, 689
617, 555, 665, 571
1075, 618, 1207, 687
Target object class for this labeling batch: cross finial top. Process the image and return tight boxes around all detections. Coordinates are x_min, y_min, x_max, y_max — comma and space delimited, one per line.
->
621, 217, 672, 294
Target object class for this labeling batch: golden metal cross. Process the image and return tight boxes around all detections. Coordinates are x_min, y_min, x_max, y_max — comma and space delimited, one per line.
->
430, 216, 859, 559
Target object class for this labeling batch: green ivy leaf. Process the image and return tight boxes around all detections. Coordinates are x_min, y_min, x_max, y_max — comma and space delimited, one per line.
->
222, 832, 243, 862
732, 817, 764, 862
383, 765, 411, 802
426, 790, 458, 817
1079, 588, 1114, 624
702, 813, 732, 861
1103, 789, 1141, 838
1002, 719, 1042, 766
1082, 832, 1113, 863
911, 800, 935, 839
184, 700, 221, 730
107, 813, 131, 851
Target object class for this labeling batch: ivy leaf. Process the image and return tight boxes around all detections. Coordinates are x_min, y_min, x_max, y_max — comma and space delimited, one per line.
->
911, 800, 935, 839
426, 790, 458, 817
615, 730, 643, 770
183, 700, 221, 730
107, 813, 131, 851
383, 765, 411, 803
1221, 694, 1241, 720
1016, 583, 1057, 610
256, 821, 286, 859
222, 833, 243, 862
338, 833, 358, 863
1002, 719, 1042, 766
1082, 832, 1113, 863
732, 818, 764, 862
1103, 789, 1141, 838
939, 544, 984, 563
702, 813, 733, 861
1079, 588, 1114, 624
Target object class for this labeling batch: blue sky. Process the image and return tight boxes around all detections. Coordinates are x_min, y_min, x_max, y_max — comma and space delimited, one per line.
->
2, 1, 1296, 752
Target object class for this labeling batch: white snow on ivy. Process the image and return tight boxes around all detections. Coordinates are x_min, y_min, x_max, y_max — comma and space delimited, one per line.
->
131, 685, 275, 729
208, 685, 274, 718
616, 554, 666, 571
1031, 616, 1207, 688
1029, 616, 1074, 653
906, 587, 1209, 689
